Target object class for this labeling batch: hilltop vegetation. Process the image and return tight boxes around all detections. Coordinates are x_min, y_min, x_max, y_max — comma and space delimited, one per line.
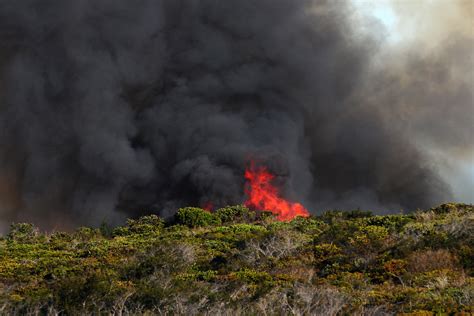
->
0, 203, 472, 315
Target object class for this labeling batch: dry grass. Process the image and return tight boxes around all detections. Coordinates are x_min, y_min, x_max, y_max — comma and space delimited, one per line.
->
407, 249, 459, 273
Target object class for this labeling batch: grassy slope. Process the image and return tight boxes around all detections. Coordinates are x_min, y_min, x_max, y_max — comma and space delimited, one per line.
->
0, 203, 472, 315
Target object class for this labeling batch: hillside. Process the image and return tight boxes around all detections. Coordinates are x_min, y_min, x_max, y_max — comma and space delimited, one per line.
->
0, 203, 472, 315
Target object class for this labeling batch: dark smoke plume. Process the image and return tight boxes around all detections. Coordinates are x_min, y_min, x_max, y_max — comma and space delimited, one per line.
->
0, 0, 470, 230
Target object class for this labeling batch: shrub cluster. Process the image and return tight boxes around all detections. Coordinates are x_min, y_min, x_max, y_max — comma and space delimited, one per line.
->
0, 203, 472, 315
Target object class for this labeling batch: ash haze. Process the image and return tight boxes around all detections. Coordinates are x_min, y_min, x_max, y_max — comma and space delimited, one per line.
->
0, 0, 472, 231
351, 0, 474, 204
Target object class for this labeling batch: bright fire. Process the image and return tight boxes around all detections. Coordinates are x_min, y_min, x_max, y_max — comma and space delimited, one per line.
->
244, 162, 310, 221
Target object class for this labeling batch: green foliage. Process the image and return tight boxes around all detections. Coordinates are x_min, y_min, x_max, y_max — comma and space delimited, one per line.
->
289, 216, 327, 234
7, 223, 39, 243
319, 209, 372, 223
175, 207, 221, 227
74, 227, 102, 241
430, 203, 473, 214
215, 205, 255, 223
259, 210, 278, 221
350, 225, 389, 247
0, 203, 472, 314
363, 214, 415, 231
114, 214, 164, 236
176, 270, 218, 282
314, 243, 342, 259
230, 268, 273, 284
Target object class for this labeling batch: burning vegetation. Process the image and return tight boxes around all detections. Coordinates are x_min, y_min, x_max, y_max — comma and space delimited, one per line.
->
244, 162, 309, 221
0, 0, 471, 313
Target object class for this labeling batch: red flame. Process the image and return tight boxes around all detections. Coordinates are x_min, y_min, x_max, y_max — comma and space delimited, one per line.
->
244, 162, 310, 221
202, 201, 213, 212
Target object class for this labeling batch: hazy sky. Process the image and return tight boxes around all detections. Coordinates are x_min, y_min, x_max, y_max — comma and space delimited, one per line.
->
352, 0, 473, 203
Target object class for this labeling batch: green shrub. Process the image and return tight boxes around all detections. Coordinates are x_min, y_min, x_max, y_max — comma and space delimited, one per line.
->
215, 205, 255, 223
223, 223, 267, 234
259, 211, 278, 221
314, 243, 345, 275
350, 225, 389, 249
49, 232, 74, 250
204, 224, 267, 249
318, 210, 345, 223
317, 219, 361, 245
364, 215, 415, 231
314, 243, 342, 259
430, 203, 462, 214
7, 223, 39, 243
98, 221, 114, 238
114, 214, 164, 236
79, 240, 110, 257
49, 231, 73, 242
175, 207, 221, 227
289, 216, 327, 234
403, 222, 451, 249
319, 209, 372, 223
74, 227, 102, 241
230, 269, 273, 284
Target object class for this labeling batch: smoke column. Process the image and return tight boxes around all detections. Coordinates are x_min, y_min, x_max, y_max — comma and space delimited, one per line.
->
0, 0, 471, 230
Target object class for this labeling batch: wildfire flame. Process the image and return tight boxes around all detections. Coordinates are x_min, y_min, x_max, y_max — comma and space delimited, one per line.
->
202, 201, 213, 212
244, 162, 310, 221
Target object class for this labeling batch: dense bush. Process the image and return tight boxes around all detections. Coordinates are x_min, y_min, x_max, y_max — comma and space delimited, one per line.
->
113, 214, 164, 236
0, 203, 472, 315
7, 223, 39, 243
175, 207, 221, 227
215, 205, 256, 223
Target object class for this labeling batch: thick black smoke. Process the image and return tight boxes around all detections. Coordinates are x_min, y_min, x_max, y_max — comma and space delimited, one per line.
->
0, 0, 469, 229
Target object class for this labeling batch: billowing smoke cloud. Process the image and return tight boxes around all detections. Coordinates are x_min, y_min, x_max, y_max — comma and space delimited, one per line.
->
0, 0, 470, 230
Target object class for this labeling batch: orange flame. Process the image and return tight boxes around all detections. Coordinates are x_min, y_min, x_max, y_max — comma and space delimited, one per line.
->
244, 162, 310, 221
202, 201, 213, 212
